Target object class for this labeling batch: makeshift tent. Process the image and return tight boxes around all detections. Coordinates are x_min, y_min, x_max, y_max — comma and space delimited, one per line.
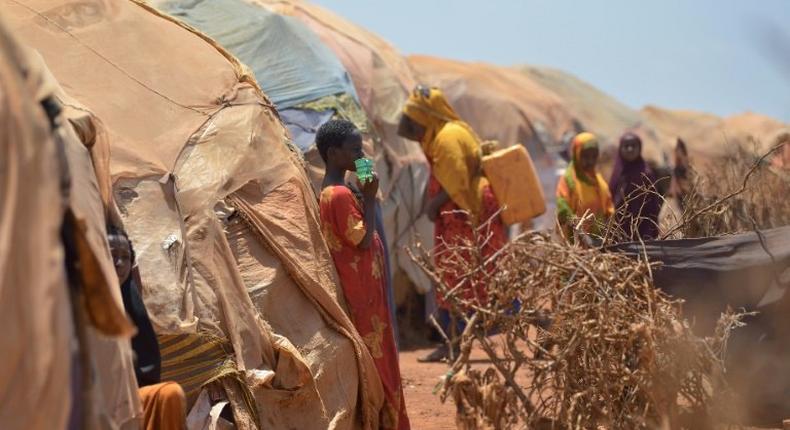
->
0, 19, 74, 430
4, 1, 385, 429
237, 0, 435, 300
611, 227, 790, 425
1, 29, 141, 429
155, 0, 357, 111
154, 0, 404, 338
152, 0, 372, 191
641, 106, 789, 171
409, 55, 577, 229
520, 65, 663, 164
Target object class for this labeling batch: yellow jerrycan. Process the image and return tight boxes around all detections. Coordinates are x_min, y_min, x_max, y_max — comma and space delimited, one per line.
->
481, 144, 546, 226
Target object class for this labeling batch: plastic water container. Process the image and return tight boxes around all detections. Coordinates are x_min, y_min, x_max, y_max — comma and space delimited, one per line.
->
482, 145, 546, 226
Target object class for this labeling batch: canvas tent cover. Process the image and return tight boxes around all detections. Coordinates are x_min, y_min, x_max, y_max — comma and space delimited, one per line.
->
3, 1, 385, 429
0, 18, 74, 430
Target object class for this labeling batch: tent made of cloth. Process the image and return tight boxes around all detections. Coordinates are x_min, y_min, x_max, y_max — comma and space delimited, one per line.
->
519, 65, 664, 165
155, 0, 358, 110
152, 0, 406, 335
610, 227, 790, 425
3, 1, 385, 429
257, 0, 435, 298
2, 32, 141, 428
640, 106, 789, 172
0, 18, 74, 430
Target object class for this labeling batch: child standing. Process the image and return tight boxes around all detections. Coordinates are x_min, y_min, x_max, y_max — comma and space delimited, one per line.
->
315, 120, 410, 430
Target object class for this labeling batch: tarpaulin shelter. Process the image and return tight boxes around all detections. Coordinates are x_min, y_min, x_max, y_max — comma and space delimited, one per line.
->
250, 0, 435, 299
3, 1, 385, 429
520, 65, 663, 164
153, 0, 405, 338
154, 0, 358, 112
611, 227, 790, 425
409, 55, 577, 230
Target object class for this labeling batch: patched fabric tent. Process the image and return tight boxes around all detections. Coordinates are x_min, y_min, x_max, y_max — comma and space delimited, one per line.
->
520, 65, 663, 164
409, 55, 577, 229
3, 1, 385, 429
156, 0, 358, 111
154, 0, 405, 337
153, 0, 369, 190
0, 18, 74, 430
641, 106, 789, 171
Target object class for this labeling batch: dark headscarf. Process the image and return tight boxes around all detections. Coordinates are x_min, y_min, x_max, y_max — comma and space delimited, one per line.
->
608, 133, 661, 240
109, 225, 162, 387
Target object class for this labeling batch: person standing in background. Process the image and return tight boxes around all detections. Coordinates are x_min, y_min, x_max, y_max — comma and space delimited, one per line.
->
608, 132, 661, 241
556, 132, 614, 240
108, 226, 187, 430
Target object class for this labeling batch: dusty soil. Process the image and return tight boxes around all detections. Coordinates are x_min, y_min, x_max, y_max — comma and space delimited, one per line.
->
399, 344, 782, 430
400, 346, 457, 430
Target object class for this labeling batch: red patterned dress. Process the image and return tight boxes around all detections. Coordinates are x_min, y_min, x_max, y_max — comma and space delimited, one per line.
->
319, 185, 410, 430
429, 174, 507, 309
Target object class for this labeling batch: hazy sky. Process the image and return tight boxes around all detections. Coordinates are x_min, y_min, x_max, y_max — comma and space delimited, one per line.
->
312, 0, 790, 121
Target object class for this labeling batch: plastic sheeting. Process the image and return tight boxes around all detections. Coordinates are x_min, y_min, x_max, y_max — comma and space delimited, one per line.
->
280, 108, 335, 152
156, 0, 358, 110
4, 1, 384, 429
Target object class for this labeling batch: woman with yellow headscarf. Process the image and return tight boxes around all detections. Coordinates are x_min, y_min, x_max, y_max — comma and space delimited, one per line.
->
556, 132, 614, 240
398, 86, 506, 362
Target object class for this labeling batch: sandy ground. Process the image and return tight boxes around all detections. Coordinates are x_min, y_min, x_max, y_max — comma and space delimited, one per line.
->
400, 346, 457, 430
399, 344, 783, 430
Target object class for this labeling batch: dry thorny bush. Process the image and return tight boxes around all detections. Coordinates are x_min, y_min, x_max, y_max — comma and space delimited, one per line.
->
412, 231, 746, 429
664, 139, 790, 239
407, 140, 787, 429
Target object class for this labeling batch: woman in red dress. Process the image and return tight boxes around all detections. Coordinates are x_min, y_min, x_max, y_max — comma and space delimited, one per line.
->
316, 119, 409, 430
398, 86, 507, 362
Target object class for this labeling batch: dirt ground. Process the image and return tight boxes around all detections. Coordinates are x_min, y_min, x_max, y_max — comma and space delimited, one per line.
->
400, 346, 457, 429
399, 344, 783, 430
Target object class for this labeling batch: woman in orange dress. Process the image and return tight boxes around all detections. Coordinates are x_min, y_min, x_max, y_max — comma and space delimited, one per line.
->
316, 119, 409, 430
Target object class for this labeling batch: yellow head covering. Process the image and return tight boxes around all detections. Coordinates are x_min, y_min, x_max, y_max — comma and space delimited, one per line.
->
403, 86, 463, 149
403, 86, 486, 217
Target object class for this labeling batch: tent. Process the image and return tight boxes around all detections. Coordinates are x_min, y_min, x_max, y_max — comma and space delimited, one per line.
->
0, 18, 75, 430
253, 0, 435, 299
152, 0, 371, 190
154, 0, 406, 338
1, 22, 142, 428
409, 55, 577, 229
641, 106, 789, 171
3, 1, 385, 429
519, 65, 664, 164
